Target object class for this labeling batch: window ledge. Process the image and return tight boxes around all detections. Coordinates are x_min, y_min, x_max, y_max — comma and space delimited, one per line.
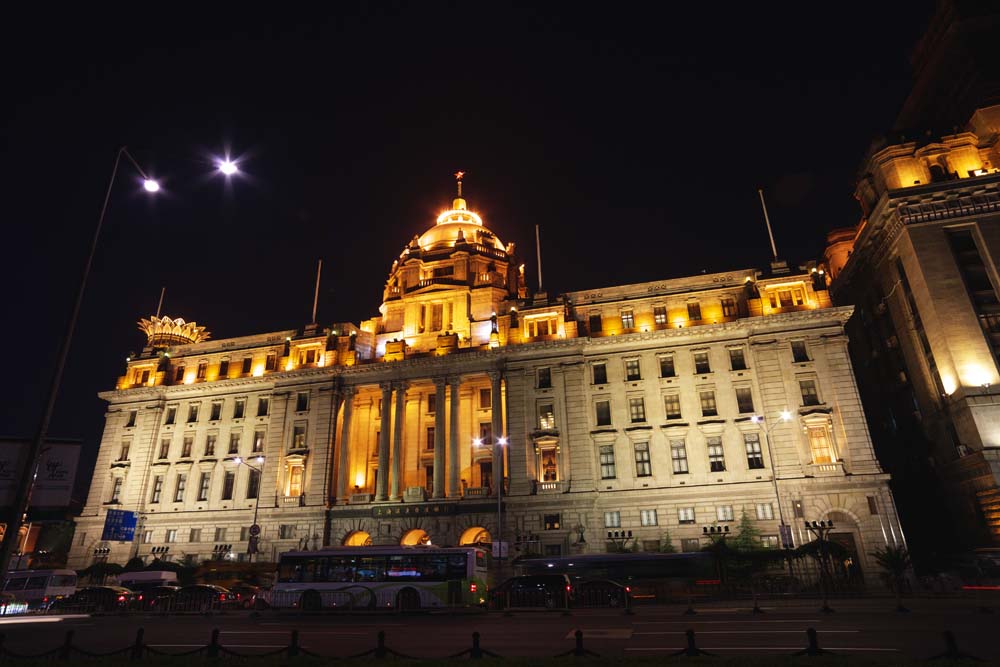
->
698, 418, 726, 425
590, 427, 616, 434
625, 425, 653, 432
111, 461, 131, 468
799, 405, 832, 416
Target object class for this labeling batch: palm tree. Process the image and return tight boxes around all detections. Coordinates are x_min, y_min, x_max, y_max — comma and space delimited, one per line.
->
871, 545, 912, 612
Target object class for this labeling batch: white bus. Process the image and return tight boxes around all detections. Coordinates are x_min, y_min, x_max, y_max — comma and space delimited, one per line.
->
272, 546, 489, 610
2, 569, 78, 610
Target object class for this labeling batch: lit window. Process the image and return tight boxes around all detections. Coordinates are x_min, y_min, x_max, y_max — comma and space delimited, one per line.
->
717, 505, 734, 522
252, 430, 265, 453
166, 529, 177, 543
621, 310, 635, 329
205, 435, 216, 457
544, 514, 561, 530
197, 362, 208, 380
735, 387, 755, 414
215, 527, 227, 542
265, 353, 277, 371
593, 362, 608, 385
187, 404, 200, 423
761, 535, 779, 548
756, 503, 774, 520
634, 442, 652, 477
479, 388, 492, 409
143, 530, 153, 544
538, 403, 555, 430
287, 464, 304, 497
640, 509, 658, 526
604, 511, 621, 528
629, 397, 646, 423
694, 352, 711, 374
190, 528, 202, 543
799, 379, 820, 406
678, 507, 695, 524
653, 306, 667, 325
700, 390, 718, 417
198, 472, 211, 501
292, 425, 307, 450
671, 440, 688, 474
744, 433, 764, 469
174, 365, 185, 383
659, 355, 675, 378
595, 400, 612, 427
807, 426, 834, 464
118, 441, 130, 461
721, 298, 737, 318
664, 394, 682, 420
625, 359, 641, 381
599, 445, 616, 479
110, 477, 122, 503
707, 436, 726, 472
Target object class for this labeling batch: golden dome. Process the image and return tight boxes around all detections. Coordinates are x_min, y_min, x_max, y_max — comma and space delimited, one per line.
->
138, 315, 211, 347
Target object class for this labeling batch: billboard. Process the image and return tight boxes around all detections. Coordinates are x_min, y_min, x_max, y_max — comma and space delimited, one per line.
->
0, 440, 81, 509
101, 509, 138, 542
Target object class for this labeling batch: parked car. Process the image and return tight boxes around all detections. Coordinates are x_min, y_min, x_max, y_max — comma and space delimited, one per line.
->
172, 584, 239, 612
140, 585, 181, 611
228, 582, 262, 609
489, 574, 573, 609
572, 579, 630, 608
50, 586, 137, 613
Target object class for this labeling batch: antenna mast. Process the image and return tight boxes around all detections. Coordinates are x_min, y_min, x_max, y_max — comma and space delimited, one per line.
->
757, 188, 779, 261
535, 224, 544, 292
311, 259, 322, 325
155, 287, 165, 318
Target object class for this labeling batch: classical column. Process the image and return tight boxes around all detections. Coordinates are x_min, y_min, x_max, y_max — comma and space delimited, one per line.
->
375, 383, 392, 501
489, 370, 504, 492
448, 376, 461, 497
390, 381, 407, 501
335, 385, 355, 502
433, 378, 447, 499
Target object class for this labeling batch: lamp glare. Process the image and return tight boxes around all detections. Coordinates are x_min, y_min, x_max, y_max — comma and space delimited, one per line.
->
143, 179, 160, 193
219, 160, 238, 175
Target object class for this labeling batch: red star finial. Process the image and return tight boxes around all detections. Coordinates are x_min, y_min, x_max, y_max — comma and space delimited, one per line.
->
454, 171, 465, 181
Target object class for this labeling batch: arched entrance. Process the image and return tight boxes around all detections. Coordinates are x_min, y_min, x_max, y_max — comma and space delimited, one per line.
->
343, 530, 372, 546
826, 511, 864, 584
400, 529, 431, 546
459, 526, 491, 545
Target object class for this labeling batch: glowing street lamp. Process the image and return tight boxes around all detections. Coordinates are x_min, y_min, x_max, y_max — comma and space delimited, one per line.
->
218, 159, 238, 176
751, 410, 796, 566
143, 178, 161, 192
475, 435, 509, 561
232, 456, 265, 562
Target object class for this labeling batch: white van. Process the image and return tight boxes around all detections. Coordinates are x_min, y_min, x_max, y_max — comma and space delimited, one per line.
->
118, 570, 178, 592
2, 569, 78, 609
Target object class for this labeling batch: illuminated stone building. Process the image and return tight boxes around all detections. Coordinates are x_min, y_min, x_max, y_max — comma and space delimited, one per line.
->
825, 104, 1000, 556
69, 182, 902, 579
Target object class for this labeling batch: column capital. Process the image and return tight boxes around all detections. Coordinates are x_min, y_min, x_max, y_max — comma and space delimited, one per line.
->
433, 376, 448, 389
394, 380, 409, 392
487, 370, 503, 383
447, 375, 462, 387
379, 381, 394, 394
341, 384, 357, 398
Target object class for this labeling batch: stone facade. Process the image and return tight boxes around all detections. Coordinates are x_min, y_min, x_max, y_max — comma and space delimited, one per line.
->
70, 183, 902, 581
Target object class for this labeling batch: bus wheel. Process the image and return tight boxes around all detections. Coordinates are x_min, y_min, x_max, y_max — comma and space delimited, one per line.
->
397, 588, 420, 611
299, 589, 322, 612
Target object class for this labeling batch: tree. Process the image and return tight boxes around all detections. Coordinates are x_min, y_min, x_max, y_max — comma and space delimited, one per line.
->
657, 530, 677, 553
123, 556, 146, 572
871, 545, 912, 611
730, 510, 762, 552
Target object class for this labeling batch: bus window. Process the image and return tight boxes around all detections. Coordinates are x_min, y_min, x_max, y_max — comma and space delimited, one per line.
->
50, 574, 77, 588
3, 578, 27, 591
355, 556, 385, 582
328, 556, 355, 582
25, 576, 48, 590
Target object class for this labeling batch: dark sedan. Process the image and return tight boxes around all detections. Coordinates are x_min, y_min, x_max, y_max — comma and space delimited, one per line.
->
50, 586, 137, 613
172, 584, 239, 612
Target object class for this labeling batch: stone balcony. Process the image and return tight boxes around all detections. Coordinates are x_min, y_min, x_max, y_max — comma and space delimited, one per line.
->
807, 461, 846, 477
533, 480, 569, 494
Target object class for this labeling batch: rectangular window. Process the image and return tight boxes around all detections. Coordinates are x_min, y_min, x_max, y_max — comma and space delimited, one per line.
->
687, 302, 702, 320
257, 397, 270, 416
599, 445, 616, 479
589, 313, 603, 333
218, 359, 230, 378
118, 441, 130, 461
125, 410, 137, 428
791, 340, 810, 363
629, 397, 646, 423
593, 362, 608, 385
205, 435, 216, 457
181, 436, 193, 458
761, 535, 779, 548
700, 390, 718, 417
538, 403, 555, 430
190, 528, 202, 543
799, 379, 820, 406
110, 477, 123, 503
653, 305, 667, 325
604, 511, 621, 528
252, 430, 265, 453
233, 399, 246, 419
210, 402, 222, 421
215, 527, 227, 542
479, 388, 492, 409
678, 507, 695, 524
807, 426, 834, 464
303, 348, 316, 364
425, 426, 435, 450
279, 524, 296, 539
296, 392, 309, 412
681, 538, 702, 552
544, 514, 561, 530
744, 433, 765, 469
717, 505, 734, 522
625, 358, 641, 381
707, 436, 726, 472
247, 468, 261, 499
287, 465, 304, 497
670, 440, 689, 474
634, 441, 652, 477
187, 404, 199, 423
694, 352, 711, 374
240, 527, 249, 541
621, 309, 635, 329
151, 476, 163, 503
640, 509, 658, 526
721, 297, 737, 318
174, 474, 187, 502
663, 393, 681, 420
265, 353, 277, 371
241, 357, 252, 375
659, 355, 675, 378
228, 432, 241, 454
165, 406, 177, 425
729, 348, 747, 370
595, 400, 612, 427
537, 367, 552, 389
197, 362, 208, 380
142, 530, 153, 544
292, 425, 307, 449
735, 386, 755, 414
427, 394, 436, 414
479, 422, 492, 445
867, 496, 879, 515
198, 472, 211, 501
174, 365, 185, 383
166, 529, 177, 543
756, 503, 774, 520
221, 471, 235, 500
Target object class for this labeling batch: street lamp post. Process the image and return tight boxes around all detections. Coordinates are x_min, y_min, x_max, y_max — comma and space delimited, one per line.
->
475, 435, 507, 563
804, 519, 836, 613
751, 411, 796, 577
233, 456, 265, 563
0, 147, 160, 577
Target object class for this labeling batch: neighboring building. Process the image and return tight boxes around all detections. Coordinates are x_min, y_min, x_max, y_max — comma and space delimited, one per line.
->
69, 182, 902, 581
825, 104, 1000, 560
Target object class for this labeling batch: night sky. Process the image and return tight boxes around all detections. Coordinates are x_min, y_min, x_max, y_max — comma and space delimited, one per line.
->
1, 2, 935, 500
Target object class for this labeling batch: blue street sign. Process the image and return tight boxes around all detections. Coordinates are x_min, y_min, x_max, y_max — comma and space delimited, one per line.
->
101, 509, 138, 542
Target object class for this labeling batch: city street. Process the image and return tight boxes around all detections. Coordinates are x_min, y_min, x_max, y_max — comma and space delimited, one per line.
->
0, 598, 993, 660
